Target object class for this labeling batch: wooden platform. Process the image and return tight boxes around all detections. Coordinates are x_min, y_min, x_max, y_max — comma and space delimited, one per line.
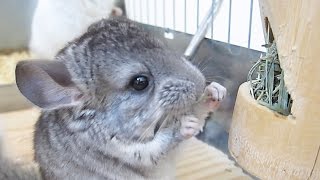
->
0, 108, 250, 180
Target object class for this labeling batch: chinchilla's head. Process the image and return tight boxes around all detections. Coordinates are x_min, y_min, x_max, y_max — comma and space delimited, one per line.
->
16, 17, 206, 141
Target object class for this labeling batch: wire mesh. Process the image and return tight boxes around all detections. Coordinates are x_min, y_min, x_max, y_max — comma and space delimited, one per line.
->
124, 0, 265, 52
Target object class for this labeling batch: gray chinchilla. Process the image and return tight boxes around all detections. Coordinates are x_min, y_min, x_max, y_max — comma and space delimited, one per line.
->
2, 17, 226, 180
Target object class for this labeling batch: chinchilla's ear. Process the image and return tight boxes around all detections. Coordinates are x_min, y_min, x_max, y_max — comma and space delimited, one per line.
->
15, 60, 83, 109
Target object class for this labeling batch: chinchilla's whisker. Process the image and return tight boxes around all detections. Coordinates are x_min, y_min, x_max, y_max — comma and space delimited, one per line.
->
156, 114, 170, 133
136, 105, 163, 143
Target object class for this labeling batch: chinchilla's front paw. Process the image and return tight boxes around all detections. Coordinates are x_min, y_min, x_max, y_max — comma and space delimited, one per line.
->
179, 115, 205, 139
203, 82, 227, 111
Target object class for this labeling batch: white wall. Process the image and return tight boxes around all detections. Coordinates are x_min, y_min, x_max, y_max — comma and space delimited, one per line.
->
0, 0, 38, 50
125, 0, 266, 52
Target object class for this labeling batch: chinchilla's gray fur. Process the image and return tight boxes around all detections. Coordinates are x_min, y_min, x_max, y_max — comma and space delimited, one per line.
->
1, 17, 213, 180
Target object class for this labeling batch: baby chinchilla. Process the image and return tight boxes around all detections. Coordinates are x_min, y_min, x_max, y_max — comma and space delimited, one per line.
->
13, 17, 226, 180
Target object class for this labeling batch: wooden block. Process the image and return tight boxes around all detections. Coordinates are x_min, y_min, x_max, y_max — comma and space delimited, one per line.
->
229, 0, 320, 179
229, 82, 320, 179
0, 108, 39, 163
0, 84, 33, 113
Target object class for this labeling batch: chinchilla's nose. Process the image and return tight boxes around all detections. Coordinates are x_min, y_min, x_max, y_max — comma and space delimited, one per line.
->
158, 79, 198, 109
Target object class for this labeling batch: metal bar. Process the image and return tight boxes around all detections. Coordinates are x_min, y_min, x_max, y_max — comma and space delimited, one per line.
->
154, 0, 157, 25
133, 0, 136, 20
267, 21, 270, 44
248, 0, 254, 48
146, 0, 150, 24
184, 0, 187, 32
184, 0, 222, 59
228, 0, 232, 43
163, 0, 166, 27
125, 0, 130, 18
173, 0, 176, 30
140, 0, 143, 21
211, 1, 215, 39
197, 0, 200, 28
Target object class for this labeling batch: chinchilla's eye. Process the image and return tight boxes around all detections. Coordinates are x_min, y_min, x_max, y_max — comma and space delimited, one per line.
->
130, 75, 149, 91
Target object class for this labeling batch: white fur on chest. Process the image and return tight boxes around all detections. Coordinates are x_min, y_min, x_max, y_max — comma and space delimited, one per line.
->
147, 149, 177, 180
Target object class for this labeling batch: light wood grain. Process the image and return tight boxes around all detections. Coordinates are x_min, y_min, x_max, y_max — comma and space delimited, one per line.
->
0, 108, 250, 179
229, 0, 320, 179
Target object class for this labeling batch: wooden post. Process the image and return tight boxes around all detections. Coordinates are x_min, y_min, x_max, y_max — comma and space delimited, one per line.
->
229, 0, 320, 179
